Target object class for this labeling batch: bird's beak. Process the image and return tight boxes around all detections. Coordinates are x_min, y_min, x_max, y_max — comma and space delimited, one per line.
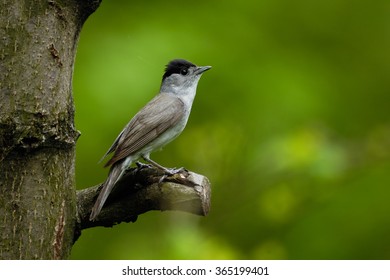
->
195, 65, 212, 75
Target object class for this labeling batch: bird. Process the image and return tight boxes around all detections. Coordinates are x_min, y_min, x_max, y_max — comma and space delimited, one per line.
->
89, 59, 211, 221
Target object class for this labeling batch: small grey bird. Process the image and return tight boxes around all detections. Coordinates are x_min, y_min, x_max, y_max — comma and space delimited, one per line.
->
90, 59, 211, 221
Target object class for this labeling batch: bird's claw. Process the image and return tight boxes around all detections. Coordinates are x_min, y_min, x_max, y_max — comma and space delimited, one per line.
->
158, 174, 168, 184
135, 161, 153, 169
164, 167, 187, 175
158, 167, 187, 184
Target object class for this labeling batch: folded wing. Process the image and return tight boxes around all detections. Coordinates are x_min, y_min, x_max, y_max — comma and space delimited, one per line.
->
103, 94, 185, 167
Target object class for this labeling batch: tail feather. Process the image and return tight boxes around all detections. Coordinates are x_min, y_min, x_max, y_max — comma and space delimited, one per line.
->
89, 162, 126, 221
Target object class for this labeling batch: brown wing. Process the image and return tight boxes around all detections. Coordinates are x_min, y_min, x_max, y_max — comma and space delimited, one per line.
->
104, 93, 185, 167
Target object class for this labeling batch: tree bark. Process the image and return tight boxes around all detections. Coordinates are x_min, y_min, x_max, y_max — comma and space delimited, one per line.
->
0, 0, 211, 260
0, 0, 100, 259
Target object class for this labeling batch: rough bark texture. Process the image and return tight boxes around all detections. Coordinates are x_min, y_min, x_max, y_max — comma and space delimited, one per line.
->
0, 0, 100, 259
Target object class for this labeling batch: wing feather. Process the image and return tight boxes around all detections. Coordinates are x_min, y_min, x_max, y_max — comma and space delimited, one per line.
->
104, 94, 185, 167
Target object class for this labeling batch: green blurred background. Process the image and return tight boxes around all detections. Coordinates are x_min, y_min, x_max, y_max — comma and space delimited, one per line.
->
71, 0, 390, 259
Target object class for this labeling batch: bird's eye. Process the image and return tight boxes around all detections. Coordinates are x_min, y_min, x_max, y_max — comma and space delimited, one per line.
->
180, 69, 188, 75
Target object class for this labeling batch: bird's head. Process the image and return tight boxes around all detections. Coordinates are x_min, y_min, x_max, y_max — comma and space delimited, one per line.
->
161, 59, 211, 94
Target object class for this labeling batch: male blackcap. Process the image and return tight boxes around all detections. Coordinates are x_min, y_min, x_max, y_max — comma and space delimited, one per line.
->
89, 59, 211, 221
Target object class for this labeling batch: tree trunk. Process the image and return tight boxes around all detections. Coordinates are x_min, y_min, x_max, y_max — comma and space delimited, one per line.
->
0, 0, 100, 259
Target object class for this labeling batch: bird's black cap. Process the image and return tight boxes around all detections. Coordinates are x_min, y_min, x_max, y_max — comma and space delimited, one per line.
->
162, 59, 196, 80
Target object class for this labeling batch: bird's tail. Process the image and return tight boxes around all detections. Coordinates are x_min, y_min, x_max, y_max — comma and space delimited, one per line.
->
89, 162, 126, 221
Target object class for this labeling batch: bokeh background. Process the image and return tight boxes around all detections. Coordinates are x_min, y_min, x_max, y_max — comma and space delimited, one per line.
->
71, 0, 390, 259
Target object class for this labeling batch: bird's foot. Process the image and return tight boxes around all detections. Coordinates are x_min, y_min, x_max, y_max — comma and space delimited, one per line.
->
135, 161, 153, 170
158, 167, 188, 184
164, 167, 187, 176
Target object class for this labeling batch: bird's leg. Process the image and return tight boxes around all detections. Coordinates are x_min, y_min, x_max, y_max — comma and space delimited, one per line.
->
142, 156, 173, 174
135, 161, 152, 170
142, 156, 185, 175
